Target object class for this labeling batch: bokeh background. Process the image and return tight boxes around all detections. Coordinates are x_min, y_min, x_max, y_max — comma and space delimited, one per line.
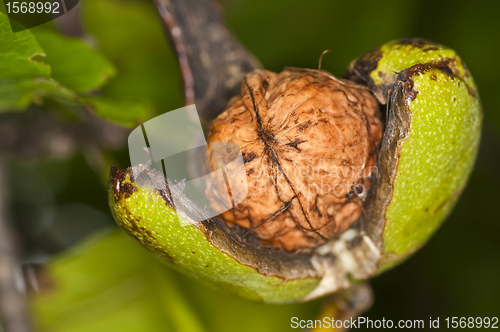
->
1, 0, 499, 331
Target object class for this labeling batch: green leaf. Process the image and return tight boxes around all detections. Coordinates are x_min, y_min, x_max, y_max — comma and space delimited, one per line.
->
0, 77, 76, 111
83, 96, 150, 127
82, 0, 184, 116
0, 12, 126, 120
0, 13, 79, 112
33, 31, 116, 92
31, 231, 321, 332
31, 231, 206, 332
0, 12, 50, 79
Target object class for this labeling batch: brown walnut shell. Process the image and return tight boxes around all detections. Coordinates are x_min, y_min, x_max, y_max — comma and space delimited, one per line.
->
206, 68, 384, 251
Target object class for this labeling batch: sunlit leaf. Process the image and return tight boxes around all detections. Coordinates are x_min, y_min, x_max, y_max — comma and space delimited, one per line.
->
0, 12, 50, 80
0, 77, 76, 111
33, 31, 116, 92
83, 96, 150, 127
83, 0, 183, 115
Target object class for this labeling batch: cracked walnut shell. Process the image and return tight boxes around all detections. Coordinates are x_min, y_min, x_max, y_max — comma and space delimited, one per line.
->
206, 68, 384, 251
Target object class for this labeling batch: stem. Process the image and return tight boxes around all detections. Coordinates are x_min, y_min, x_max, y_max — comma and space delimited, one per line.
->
152, 0, 261, 123
53, 1, 84, 38
313, 283, 374, 332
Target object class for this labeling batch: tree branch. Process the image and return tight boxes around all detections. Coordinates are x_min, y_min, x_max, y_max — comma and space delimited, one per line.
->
53, 1, 84, 38
152, 0, 261, 124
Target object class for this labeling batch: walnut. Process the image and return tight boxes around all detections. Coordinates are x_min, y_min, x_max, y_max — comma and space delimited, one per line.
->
206, 68, 383, 251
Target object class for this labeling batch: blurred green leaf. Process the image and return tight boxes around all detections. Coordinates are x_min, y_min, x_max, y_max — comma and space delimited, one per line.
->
32, 231, 206, 332
82, 0, 184, 116
31, 231, 321, 332
0, 11, 144, 124
83, 96, 150, 127
0, 77, 76, 111
0, 12, 50, 79
0, 12, 75, 112
33, 31, 116, 92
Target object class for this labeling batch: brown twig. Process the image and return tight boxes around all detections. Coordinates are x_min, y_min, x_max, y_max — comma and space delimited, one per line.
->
0, 158, 33, 332
153, 0, 195, 107
152, 0, 262, 124
53, 1, 84, 38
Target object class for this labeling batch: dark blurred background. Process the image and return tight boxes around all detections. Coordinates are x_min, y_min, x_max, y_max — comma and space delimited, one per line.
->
1, 0, 499, 331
